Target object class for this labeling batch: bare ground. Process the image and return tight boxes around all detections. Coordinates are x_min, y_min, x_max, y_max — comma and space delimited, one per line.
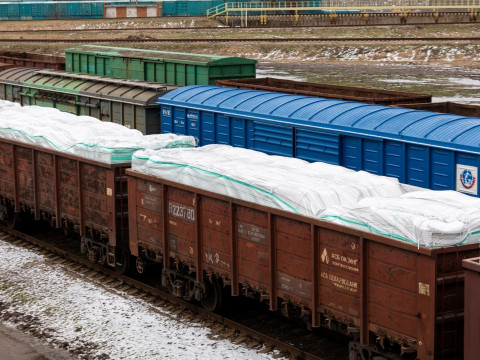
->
0, 17, 479, 68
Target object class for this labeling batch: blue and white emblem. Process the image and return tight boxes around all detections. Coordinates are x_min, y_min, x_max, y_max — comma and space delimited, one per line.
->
456, 165, 478, 195
460, 169, 476, 189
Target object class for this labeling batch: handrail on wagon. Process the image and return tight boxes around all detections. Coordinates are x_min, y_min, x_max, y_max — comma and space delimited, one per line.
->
207, 0, 480, 17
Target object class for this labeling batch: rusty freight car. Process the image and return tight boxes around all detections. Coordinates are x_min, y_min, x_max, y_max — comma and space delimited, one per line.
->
215, 77, 432, 105
0, 63, 14, 72
0, 139, 130, 271
126, 167, 480, 360
462, 257, 480, 360
0, 50, 65, 70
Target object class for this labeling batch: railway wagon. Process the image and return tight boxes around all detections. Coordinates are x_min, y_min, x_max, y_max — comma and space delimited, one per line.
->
126, 159, 480, 360
0, 136, 131, 272
162, 0, 225, 16
0, 50, 65, 70
0, 63, 14, 72
0, 0, 104, 20
401, 101, 480, 118
64, 45, 257, 86
0, 0, 160, 20
0, 0, 234, 20
217, 78, 480, 118
462, 257, 480, 360
216, 77, 433, 105
158, 85, 480, 197
0, 67, 177, 134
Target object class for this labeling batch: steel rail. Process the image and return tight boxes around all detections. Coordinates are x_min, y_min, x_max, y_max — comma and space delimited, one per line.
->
0, 37, 477, 43
0, 11, 474, 32
0, 225, 325, 360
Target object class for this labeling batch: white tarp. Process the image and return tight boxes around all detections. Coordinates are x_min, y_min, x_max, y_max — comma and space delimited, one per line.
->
132, 145, 480, 248
0, 100, 196, 164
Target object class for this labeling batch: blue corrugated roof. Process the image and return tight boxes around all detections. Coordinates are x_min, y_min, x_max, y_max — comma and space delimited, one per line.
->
159, 85, 480, 153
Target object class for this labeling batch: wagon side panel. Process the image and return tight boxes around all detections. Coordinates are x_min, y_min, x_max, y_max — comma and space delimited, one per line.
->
128, 177, 164, 258
36, 151, 55, 214
434, 248, 480, 359
57, 156, 79, 224
15, 146, 34, 209
275, 216, 313, 307
166, 186, 197, 265
0, 142, 15, 202
236, 205, 270, 291
82, 163, 109, 235
316, 228, 362, 327
463, 257, 480, 360
200, 195, 232, 279
367, 243, 422, 341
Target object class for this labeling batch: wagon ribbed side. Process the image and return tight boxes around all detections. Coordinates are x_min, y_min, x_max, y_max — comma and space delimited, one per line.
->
126, 168, 480, 359
0, 138, 129, 269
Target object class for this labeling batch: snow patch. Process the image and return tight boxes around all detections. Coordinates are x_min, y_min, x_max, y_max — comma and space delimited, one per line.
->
0, 240, 283, 360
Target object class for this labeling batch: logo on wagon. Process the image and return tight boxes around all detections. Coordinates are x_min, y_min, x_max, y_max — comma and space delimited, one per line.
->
460, 169, 476, 189
456, 164, 478, 196
321, 249, 329, 264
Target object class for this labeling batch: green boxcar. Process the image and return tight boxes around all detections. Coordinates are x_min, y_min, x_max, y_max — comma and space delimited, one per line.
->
64, 45, 257, 85
0, 67, 177, 135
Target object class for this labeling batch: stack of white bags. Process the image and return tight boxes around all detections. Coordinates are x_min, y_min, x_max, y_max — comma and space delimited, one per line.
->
2, 100, 480, 248
0, 100, 195, 163
133, 145, 480, 248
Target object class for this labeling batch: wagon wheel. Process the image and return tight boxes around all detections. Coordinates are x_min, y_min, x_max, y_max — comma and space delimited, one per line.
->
0, 206, 21, 229
135, 257, 146, 275
201, 279, 223, 313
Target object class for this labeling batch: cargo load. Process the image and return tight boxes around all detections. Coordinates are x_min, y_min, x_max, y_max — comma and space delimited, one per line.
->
132, 145, 480, 247
0, 100, 195, 164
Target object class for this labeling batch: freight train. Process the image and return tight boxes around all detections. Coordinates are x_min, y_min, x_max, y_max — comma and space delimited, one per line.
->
1, 100, 480, 360
0, 0, 225, 20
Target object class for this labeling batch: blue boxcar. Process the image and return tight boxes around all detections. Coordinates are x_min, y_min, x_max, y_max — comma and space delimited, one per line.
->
0, 1, 156, 20
158, 85, 480, 197
0, 0, 252, 20
162, 0, 225, 17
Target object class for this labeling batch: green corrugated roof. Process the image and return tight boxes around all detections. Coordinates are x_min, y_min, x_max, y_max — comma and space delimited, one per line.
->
0, 68, 176, 105
65, 45, 257, 66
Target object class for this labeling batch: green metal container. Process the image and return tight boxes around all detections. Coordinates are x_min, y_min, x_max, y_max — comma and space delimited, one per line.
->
64, 45, 257, 85
0, 67, 177, 134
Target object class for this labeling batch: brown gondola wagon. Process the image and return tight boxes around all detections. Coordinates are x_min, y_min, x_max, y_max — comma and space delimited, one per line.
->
126, 168, 480, 360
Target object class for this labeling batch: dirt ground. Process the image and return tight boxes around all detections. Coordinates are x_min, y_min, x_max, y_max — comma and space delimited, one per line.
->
0, 17, 479, 69
0, 322, 75, 360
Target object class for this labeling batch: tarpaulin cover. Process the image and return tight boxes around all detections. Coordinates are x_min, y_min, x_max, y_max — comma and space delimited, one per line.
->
132, 145, 480, 248
0, 100, 195, 163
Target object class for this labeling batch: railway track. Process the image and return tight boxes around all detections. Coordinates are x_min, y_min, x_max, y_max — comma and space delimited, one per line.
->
0, 37, 477, 43
0, 11, 475, 32
0, 225, 347, 360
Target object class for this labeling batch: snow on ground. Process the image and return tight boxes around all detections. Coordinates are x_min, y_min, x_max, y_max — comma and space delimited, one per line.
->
446, 77, 480, 87
256, 67, 305, 81
432, 96, 480, 105
257, 64, 480, 105
0, 238, 284, 360
244, 44, 480, 65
